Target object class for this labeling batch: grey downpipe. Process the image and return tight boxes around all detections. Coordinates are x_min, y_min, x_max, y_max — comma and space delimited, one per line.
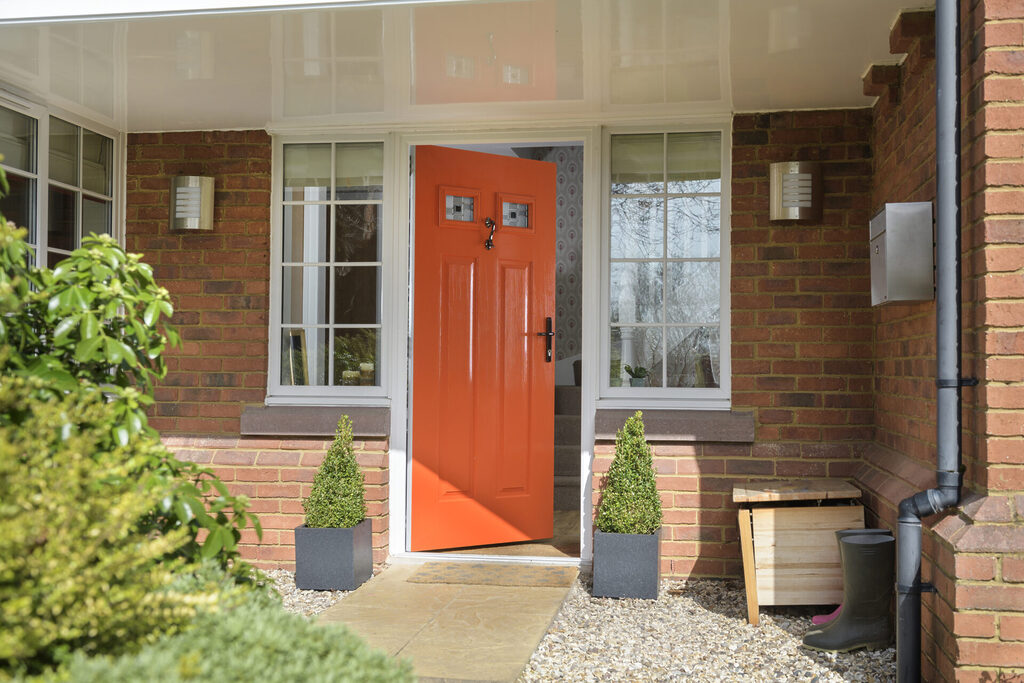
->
896, 0, 964, 681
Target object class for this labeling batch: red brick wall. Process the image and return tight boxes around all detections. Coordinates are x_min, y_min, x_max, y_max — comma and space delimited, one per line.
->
596, 109, 876, 579
125, 130, 271, 436
163, 436, 390, 570
854, 5, 1024, 679
731, 110, 875, 446
125, 132, 390, 571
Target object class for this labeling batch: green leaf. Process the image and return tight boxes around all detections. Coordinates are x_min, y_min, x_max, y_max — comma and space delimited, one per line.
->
113, 425, 129, 447
80, 313, 99, 339
104, 336, 124, 364
53, 316, 77, 342
199, 527, 226, 559
74, 334, 105, 362
143, 301, 160, 327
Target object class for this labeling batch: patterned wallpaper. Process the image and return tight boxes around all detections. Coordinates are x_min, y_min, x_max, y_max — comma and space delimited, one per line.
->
546, 145, 583, 362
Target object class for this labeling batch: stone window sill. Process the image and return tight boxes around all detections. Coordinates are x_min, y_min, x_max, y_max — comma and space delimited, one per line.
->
594, 408, 754, 443
239, 405, 389, 438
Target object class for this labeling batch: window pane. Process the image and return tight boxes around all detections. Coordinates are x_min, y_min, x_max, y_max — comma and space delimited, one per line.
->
283, 143, 330, 201
0, 106, 36, 172
334, 204, 380, 263
282, 204, 329, 263
280, 328, 328, 386
667, 196, 720, 258
610, 262, 662, 323
667, 261, 720, 323
609, 326, 663, 387
82, 129, 113, 196
281, 266, 329, 324
333, 328, 379, 386
610, 197, 663, 259
667, 131, 721, 194
333, 265, 379, 324
610, 134, 662, 194
335, 142, 382, 200
0, 172, 35, 242
49, 117, 79, 186
81, 196, 111, 238
47, 250, 68, 268
667, 326, 720, 388
47, 185, 76, 251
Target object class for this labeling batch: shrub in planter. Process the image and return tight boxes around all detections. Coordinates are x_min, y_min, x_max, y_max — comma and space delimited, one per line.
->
295, 415, 372, 590
592, 410, 662, 599
55, 588, 414, 683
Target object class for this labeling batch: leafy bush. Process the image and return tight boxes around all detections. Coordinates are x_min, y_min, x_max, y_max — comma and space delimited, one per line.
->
56, 594, 413, 683
0, 190, 260, 575
303, 416, 366, 528
0, 377, 212, 677
594, 411, 662, 535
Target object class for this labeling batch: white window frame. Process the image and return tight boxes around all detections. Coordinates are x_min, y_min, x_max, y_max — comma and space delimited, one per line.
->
266, 132, 392, 405
598, 121, 731, 410
0, 89, 122, 264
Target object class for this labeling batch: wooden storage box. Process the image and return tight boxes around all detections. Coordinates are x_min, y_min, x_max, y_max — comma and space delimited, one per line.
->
734, 479, 864, 625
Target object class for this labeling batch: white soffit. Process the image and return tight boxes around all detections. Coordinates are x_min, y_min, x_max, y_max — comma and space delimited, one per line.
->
0, 0, 931, 132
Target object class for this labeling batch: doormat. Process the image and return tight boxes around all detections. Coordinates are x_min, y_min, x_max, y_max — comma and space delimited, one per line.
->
406, 562, 577, 588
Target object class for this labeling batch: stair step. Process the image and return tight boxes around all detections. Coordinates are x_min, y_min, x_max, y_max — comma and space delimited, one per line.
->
554, 415, 581, 446
555, 385, 582, 416
554, 475, 580, 511
554, 445, 579, 476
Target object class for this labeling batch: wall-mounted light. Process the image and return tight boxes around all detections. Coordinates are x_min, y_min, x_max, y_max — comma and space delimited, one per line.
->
170, 176, 214, 232
770, 161, 822, 221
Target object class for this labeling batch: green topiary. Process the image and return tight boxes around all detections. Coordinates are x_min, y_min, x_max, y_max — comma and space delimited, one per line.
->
594, 410, 662, 535
50, 590, 413, 683
303, 415, 366, 528
0, 376, 213, 677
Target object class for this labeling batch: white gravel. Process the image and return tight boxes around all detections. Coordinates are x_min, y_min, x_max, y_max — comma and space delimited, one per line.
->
520, 577, 895, 682
263, 569, 348, 618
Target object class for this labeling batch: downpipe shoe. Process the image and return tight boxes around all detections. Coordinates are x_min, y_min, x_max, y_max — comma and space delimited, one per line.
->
802, 534, 895, 652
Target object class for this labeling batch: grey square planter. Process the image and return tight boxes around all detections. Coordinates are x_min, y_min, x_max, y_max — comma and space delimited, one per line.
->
294, 518, 372, 591
592, 529, 660, 599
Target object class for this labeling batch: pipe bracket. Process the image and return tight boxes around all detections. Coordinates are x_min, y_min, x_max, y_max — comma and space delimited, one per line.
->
897, 582, 937, 594
936, 377, 978, 388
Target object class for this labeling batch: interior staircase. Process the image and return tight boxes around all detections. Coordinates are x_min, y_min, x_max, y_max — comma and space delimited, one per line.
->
554, 385, 581, 510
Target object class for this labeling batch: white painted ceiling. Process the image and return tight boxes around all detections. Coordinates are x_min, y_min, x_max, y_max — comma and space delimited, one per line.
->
0, 0, 933, 133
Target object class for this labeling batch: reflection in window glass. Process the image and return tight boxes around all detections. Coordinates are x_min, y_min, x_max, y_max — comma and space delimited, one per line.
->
81, 196, 111, 238
333, 328, 378, 385
282, 204, 330, 263
283, 143, 330, 201
608, 131, 722, 390
47, 186, 75, 251
334, 204, 379, 262
49, 117, 79, 186
0, 173, 35, 242
82, 130, 112, 196
335, 142, 383, 200
0, 107, 35, 172
280, 140, 384, 390
610, 326, 663, 388
280, 328, 328, 386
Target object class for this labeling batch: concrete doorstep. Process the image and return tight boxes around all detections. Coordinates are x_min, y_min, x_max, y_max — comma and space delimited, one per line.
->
317, 560, 574, 682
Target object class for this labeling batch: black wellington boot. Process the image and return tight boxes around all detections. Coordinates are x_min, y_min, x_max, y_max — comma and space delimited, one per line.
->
808, 528, 894, 629
802, 534, 895, 652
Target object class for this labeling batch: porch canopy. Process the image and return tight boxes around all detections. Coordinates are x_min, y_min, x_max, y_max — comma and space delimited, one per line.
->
0, 0, 929, 133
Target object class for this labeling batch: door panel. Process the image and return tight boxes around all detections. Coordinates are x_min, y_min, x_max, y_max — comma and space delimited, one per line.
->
412, 145, 555, 551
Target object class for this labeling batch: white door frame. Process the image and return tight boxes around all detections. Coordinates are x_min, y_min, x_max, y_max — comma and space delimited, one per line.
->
387, 126, 602, 566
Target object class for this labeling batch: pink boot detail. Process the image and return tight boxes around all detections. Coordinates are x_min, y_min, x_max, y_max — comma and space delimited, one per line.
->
811, 604, 842, 626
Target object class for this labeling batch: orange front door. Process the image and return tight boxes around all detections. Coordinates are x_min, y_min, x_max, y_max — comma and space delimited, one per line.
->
411, 145, 556, 551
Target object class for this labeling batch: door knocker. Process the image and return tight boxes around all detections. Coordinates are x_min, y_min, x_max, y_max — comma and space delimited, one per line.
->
483, 217, 496, 250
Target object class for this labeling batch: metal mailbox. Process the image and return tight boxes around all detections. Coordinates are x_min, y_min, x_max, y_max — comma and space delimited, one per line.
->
870, 202, 934, 306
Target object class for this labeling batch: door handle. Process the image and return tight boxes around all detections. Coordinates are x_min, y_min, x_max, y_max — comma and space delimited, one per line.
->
536, 316, 554, 362
483, 217, 496, 250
